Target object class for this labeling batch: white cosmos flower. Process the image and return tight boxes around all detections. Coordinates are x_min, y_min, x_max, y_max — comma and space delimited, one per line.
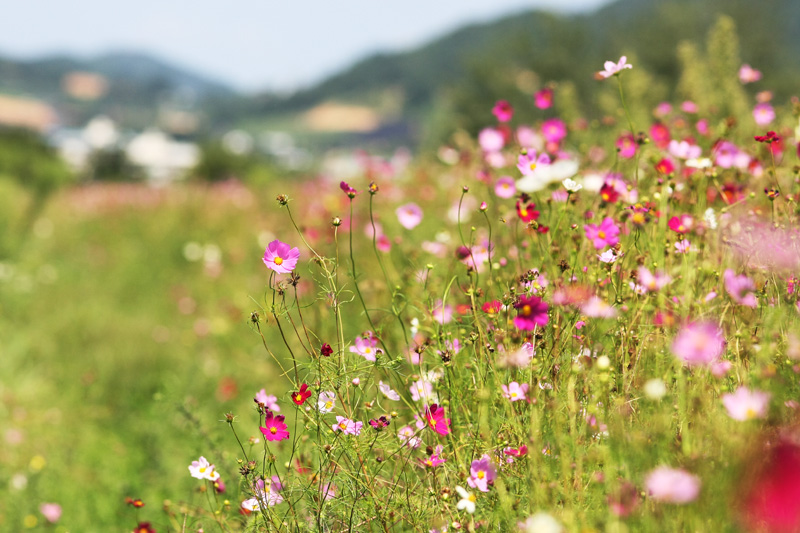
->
317, 391, 336, 413
455, 486, 476, 514
378, 381, 400, 401
562, 178, 582, 192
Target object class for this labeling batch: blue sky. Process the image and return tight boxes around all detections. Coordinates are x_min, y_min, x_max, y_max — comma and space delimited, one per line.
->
0, 0, 609, 92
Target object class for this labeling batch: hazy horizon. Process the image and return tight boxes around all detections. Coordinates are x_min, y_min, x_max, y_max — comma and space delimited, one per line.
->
0, 0, 610, 93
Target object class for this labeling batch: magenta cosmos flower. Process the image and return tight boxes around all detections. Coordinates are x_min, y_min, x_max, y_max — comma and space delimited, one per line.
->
599, 56, 633, 78
672, 321, 725, 366
424, 404, 451, 436
514, 295, 548, 330
645, 466, 700, 504
584, 217, 620, 249
263, 240, 299, 274
541, 118, 567, 143
492, 100, 514, 122
722, 386, 770, 421
396, 203, 423, 230
259, 411, 290, 441
534, 87, 553, 109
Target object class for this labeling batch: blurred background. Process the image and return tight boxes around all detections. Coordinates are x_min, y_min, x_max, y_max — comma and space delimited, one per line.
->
0, 0, 798, 530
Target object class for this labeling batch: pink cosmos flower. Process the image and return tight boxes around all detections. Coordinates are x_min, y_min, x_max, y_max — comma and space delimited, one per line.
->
242, 477, 283, 510
584, 217, 620, 249
498, 342, 535, 368
674, 239, 694, 254
650, 122, 671, 148
672, 321, 725, 366
503, 445, 528, 462
616, 134, 637, 158
541, 118, 567, 143
753, 103, 775, 126
681, 101, 698, 113
467, 454, 497, 492
378, 380, 400, 401
317, 391, 336, 413
516, 126, 543, 149
711, 360, 732, 378
320, 483, 337, 501
431, 300, 453, 324
739, 64, 762, 84
502, 382, 529, 402
396, 203, 423, 230
478, 127, 505, 153
598, 56, 633, 78
340, 181, 357, 197
349, 332, 382, 361
376, 234, 391, 253
332, 416, 362, 436
410, 379, 438, 403
424, 404, 451, 436
189, 456, 221, 481
513, 295, 549, 330
254, 389, 280, 412
420, 444, 446, 468
534, 87, 553, 109
517, 150, 551, 176
721, 386, 770, 421
637, 266, 671, 292
714, 141, 751, 169
669, 140, 702, 160
655, 101, 672, 116
581, 296, 618, 318
39, 503, 62, 524
260, 411, 290, 441
263, 239, 300, 274
645, 466, 701, 504
398, 425, 422, 448
492, 100, 514, 122
494, 176, 516, 198
723, 269, 758, 308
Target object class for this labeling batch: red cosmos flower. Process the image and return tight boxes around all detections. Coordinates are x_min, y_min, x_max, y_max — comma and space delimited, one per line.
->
599, 183, 620, 203
320, 343, 333, 357
424, 404, 451, 436
655, 158, 675, 174
754, 131, 780, 143
134, 523, 156, 533
292, 383, 312, 406
516, 199, 539, 223
741, 440, 800, 532
482, 300, 502, 314
125, 497, 145, 508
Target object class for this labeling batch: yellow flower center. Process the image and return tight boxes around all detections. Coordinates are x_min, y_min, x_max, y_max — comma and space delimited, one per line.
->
325, 401, 333, 409
270, 427, 277, 434
274, 257, 284, 265
598, 231, 606, 239
529, 163, 537, 171
468, 494, 476, 502
633, 213, 645, 224
339, 422, 347, 430
295, 394, 302, 402
477, 471, 485, 479
511, 392, 518, 398
199, 467, 206, 473
522, 305, 532, 316
364, 347, 371, 354
520, 208, 528, 217
429, 418, 437, 427
746, 408, 757, 419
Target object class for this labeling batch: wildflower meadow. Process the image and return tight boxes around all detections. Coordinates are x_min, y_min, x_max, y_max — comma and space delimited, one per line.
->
4, 14, 800, 533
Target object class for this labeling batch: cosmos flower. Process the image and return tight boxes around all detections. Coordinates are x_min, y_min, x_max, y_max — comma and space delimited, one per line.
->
378, 380, 401, 401
332, 416, 363, 436
721, 387, 770, 421
584, 217, 620, 249
468, 454, 497, 492
420, 444, 446, 468
502, 382, 529, 402
456, 486, 477, 514
494, 176, 516, 198
739, 64, 762, 84
317, 391, 336, 413
672, 321, 725, 366
254, 389, 280, 412
598, 56, 633, 78
260, 411, 290, 441
517, 150, 551, 176
424, 404, 451, 436
534, 88, 554, 109
189, 456, 221, 481
723, 269, 758, 308
645, 467, 701, 504
492, 100, 514, 122
396, 203, 423, 230
291, 383, 312, 406
513, 295, 549, 330
349, 333, 382, 362
262, 239, 300, 274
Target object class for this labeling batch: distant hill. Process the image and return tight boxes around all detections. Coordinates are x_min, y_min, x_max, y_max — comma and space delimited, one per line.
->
220, 0, 800, 148
0, 51, 235, 129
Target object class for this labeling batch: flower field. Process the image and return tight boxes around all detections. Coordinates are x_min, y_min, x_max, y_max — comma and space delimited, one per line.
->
3, 17, 800, 533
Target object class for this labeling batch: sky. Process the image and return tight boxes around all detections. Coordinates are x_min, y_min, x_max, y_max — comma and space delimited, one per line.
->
0, 1, 610, 92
